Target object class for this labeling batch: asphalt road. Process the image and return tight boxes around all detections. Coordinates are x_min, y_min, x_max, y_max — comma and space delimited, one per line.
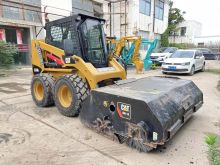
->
0, 65, 219, 165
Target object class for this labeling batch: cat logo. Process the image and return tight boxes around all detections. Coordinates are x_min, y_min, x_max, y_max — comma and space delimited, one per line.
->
117, 102, 131, 120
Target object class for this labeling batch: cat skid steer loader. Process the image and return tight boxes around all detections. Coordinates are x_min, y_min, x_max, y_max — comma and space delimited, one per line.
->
31, 14, 203, 152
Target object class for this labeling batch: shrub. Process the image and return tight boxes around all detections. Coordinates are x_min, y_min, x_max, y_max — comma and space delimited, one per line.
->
0, 41, 17, 68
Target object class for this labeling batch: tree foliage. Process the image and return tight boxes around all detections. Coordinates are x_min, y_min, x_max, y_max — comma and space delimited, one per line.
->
161, 0, 185, 46
161, 29, 169, 47
0, 41, 17, 68
168, 1, 185, 35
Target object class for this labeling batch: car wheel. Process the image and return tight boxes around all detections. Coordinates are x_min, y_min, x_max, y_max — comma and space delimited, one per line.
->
201, 63, 205, 72
162, 71, 167, 74
189, 66, 195, 76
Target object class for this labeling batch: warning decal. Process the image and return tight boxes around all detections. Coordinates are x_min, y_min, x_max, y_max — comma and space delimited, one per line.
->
117, 102, 131, 120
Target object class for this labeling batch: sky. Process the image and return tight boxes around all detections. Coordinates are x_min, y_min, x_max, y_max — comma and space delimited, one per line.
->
173, 0, 220, 36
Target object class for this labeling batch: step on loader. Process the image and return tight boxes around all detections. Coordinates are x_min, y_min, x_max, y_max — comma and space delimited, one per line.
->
31, 14, 203, 152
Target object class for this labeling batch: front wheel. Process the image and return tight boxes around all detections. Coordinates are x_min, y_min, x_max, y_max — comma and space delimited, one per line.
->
189, 66, 195, 76
201, 63, 205, 72
54, 74, 89, 117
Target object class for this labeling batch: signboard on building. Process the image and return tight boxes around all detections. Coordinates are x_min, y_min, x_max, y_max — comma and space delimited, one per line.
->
0, 29, 6, 41
16, 30, 23, 44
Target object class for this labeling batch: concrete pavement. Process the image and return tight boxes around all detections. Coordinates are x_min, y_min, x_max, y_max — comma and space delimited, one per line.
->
0, 66, 219, 165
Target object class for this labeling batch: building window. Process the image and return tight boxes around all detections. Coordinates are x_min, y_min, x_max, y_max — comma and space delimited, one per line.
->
24, 10, 41, 23
139, 0, 151, 16
180, 27, 186, 36
23, 0, 41, 6
3, 6, 22, 20
155, 0, 164, 20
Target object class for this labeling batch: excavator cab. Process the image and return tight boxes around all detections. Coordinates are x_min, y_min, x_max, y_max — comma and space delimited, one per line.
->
45, 14, 108, 68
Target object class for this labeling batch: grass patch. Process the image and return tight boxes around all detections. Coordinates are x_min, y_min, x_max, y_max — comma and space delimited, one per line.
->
207, 69, 220, 74
218, 80, 220, 91
206, 69, 220, 92
205, 133, 220, 165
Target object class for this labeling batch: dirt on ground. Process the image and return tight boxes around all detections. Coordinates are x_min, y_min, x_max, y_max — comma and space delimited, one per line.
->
0, 62, 219, 165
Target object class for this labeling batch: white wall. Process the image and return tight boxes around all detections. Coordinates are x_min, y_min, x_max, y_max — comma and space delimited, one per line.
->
41, 0, 72, 23
103, 0, 169, 39
169, 20, 202, 44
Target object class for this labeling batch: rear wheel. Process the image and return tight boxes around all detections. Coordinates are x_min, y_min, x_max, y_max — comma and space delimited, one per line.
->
189, 66, 195, 76
31, 73, 55, 107
54, 74, 89, 117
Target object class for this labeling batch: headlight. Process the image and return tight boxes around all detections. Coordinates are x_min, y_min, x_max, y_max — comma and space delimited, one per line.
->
181, 62, 190, 66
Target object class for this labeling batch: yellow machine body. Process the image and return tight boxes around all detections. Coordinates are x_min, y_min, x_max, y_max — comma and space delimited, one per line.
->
32, 40, 126, 89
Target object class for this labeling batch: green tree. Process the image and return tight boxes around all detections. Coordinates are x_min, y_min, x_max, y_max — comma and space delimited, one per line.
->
0, 41, 17, 68
161, 0, 185, 46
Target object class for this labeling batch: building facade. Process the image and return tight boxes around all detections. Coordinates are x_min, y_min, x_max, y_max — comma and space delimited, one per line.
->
169, 20, 202, 44
72, 0, 103, 17
103, 0, 169, 42
0, 0, 42, 65
42, 0, 72, 22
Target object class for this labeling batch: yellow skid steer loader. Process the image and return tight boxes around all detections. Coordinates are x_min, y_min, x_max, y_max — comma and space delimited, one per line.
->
31, 14, 203, 152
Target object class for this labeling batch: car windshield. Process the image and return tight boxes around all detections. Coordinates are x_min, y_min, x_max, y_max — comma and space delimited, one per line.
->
154, 47, 166, 53
197, 48, 210, 53
154, 47, 175, 53
170, 51, 194, 58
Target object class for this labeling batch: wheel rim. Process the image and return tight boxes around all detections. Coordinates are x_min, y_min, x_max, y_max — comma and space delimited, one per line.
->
191, 67, 195, 74
57, 84, 73, 108
34, 80, 44, 101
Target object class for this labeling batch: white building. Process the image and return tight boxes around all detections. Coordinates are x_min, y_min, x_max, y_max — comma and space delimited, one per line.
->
169, 20, 202, 44
103, 0, 169, 41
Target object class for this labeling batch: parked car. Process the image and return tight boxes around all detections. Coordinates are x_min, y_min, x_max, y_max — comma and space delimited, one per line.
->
162, 49, 205, 75
150, 47, 178, 65
196, 48, 220, 60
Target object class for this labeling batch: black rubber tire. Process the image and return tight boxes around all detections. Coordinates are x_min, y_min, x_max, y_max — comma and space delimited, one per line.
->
201, 63, 205, 72
189, 65, 195, 76
162, 71, 167, 74
31, 73, 55, 107
54, 74, 89, 117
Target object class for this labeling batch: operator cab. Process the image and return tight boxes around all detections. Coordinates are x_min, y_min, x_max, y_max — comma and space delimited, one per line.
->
45, 14, 108, 68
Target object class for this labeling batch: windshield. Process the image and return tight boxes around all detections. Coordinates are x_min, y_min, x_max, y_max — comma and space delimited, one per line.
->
81, 19, 106, 66
170, 51, 194, 58
154, 47, 175, 53
154, 47, 167, 53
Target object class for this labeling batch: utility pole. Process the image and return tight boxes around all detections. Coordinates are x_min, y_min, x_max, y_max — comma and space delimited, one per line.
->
109, 2, 112, 37
151, 0, 156, 39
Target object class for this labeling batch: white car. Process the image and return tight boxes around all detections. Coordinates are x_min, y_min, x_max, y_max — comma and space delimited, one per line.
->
150, 47, 178, 65
162, 49, 205, 75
